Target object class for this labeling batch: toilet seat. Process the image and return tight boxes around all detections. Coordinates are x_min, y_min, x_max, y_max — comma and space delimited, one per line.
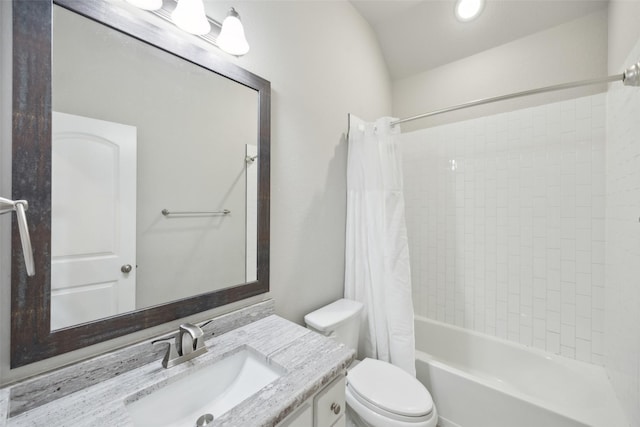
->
346, 386, 433, 424
346, 358, 435, 426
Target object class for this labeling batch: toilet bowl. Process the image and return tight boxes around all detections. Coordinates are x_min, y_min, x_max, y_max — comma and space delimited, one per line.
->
346, 358, 437, 427
304, 299, 438, 427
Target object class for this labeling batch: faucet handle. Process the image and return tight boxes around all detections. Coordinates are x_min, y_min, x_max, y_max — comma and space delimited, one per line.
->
151, 335, 174, 348
151, 337, 179, 369
198, 319, 214, 329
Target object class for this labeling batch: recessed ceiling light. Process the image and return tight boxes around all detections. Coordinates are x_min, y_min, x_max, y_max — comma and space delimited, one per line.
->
455, 0, 485, 22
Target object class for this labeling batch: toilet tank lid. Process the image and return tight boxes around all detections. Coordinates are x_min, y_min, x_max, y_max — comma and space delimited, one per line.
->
304, 299, 364, 332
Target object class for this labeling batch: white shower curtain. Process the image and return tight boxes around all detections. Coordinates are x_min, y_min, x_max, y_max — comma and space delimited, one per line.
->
344, 115, 416, 376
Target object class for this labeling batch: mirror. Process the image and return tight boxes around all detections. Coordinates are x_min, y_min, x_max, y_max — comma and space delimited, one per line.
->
51, 6, 258, 330
11, 0, 270, 367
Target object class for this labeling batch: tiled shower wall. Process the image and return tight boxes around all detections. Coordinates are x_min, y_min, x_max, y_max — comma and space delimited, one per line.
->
605, 39, 640, 424
402, 93, 606, 364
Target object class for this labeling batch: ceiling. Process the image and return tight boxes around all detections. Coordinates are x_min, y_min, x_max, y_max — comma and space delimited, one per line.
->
350, 0, 608, 80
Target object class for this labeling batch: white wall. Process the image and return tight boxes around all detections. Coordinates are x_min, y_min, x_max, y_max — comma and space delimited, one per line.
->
607, 0, 640, 73
210, 1, 392, 323
0, 1, 391, 385
605, 1, 640, 425
403, 93, 606, 363
393, 10, 608, 132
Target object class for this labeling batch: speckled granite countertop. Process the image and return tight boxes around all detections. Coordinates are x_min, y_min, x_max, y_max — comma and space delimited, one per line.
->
0, 314, 354, 427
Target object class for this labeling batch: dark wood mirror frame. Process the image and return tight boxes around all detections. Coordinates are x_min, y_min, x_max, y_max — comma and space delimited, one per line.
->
11, 0, 270, 368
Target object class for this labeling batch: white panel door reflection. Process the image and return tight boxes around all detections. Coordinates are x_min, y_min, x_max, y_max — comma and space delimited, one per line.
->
51, 112, 137, 330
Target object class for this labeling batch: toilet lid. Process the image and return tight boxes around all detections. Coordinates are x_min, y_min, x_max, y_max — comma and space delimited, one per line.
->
347, 358, 433, 417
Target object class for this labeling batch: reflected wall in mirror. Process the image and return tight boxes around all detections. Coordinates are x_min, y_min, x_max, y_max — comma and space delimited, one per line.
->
11, 0, 270, 368
51, 6, 258, 330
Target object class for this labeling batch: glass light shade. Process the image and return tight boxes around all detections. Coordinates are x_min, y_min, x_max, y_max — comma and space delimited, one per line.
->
171, 0, 211, 36
216, 8, 250, 56
125, 0, 163, 11
455, 0, 484, 22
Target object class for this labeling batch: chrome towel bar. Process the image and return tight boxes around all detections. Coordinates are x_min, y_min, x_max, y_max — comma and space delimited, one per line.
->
161, 209, 231, 217
0, 197, 35, 276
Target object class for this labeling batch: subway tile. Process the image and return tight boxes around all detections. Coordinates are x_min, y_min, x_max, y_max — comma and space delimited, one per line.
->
575, 97, 591, 119
591, 104, 605, 128
592, 263, 605, 287
575, 251, 592, 274
547, 332, 561, 354
592, 331, 603, 355
533, 318, 546, 341
576, 273, 592, 296
561, 346, 576, 359
561, 239, 576, 260
591, 285, 604, 310
576, 294, 591, 318
561, 260, 576, 282
519, 325, 533, 346
403, 93, 607, 365
533, 338, 547, 350
575, 339, 592, 363
547, 311, 561, 333
592, 309, 604, 333
561, 282, 576, 305
590, 354, 603, 366
561, 303, 576, 326
548, 290, 561, 312
576, 316, 592, 340
561, 324, 576, 347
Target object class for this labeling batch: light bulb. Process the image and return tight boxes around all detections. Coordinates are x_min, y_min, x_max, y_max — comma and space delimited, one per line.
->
216, 8, 250, 56
455, 0, 484, 22
171, 0, 211, 36
125, 0, 162, 11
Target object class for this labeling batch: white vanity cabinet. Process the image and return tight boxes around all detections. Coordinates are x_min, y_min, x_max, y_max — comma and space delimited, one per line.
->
278, 374, 346, 427
278, 402, 313, 427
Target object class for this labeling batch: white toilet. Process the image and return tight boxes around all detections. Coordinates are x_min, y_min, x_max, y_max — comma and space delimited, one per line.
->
304, 299, 438, 427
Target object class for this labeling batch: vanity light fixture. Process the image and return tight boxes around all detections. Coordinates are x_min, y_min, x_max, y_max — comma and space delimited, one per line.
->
455, 0, 484, 22
126, 0, 251, 56
171, 0, 211, 36
216, 7, 250, 56
125, 0, 163, 11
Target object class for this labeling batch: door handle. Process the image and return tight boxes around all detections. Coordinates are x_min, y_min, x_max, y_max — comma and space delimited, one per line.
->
0, 197, 35, 276
121, 264, 133, 273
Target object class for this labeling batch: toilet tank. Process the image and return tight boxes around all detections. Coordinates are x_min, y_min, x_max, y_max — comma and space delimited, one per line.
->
304, 299, 364, 354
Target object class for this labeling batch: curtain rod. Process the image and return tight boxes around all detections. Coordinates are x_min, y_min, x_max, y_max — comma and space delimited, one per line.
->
391, 60, 640, 127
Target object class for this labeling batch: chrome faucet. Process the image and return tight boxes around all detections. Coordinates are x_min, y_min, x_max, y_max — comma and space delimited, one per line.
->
152, 322, 211, 368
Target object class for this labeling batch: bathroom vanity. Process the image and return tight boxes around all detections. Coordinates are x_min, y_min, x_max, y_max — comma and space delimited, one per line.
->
1, 2, 354, 425
0, 301, 352, 426
278, 376, 346, 427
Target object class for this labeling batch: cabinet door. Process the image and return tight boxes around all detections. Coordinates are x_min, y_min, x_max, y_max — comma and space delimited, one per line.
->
279, 402, 313, 427
314, 376, 346, 427
331, 414, 345, 427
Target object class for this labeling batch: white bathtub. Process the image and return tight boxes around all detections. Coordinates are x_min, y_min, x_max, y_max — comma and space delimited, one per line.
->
414, 316, 627, 427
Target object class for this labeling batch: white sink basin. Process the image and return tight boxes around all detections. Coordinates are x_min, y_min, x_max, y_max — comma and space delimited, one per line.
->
126, 348, 284, 427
